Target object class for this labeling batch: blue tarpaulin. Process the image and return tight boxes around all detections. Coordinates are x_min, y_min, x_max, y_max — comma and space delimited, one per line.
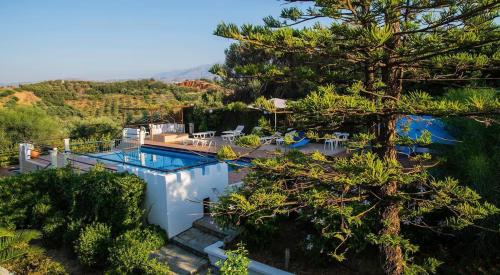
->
396, 115, 455, 145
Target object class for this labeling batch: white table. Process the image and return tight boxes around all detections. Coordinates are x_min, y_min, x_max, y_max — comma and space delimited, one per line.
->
324, 133, 350, 150
192, 131, 216, 139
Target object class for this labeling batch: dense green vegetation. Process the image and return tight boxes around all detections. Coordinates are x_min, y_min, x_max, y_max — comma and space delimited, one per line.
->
0, 167, 169, 273
0, 79, 215, 167
211, 1, 500, 274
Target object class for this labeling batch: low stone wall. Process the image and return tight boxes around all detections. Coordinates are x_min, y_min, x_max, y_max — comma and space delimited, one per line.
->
204, 241, 294, 275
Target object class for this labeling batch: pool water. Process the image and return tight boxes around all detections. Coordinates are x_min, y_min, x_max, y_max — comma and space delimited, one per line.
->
91, 146, 250, 172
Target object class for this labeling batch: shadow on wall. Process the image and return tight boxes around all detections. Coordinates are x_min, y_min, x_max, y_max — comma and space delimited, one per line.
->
120, 162, 229, 238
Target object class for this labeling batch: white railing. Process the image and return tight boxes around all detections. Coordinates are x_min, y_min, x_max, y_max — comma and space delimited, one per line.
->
149, 123, 185, 135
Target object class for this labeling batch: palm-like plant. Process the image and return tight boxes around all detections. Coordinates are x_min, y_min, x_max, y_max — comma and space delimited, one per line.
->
0, 228, 41, 264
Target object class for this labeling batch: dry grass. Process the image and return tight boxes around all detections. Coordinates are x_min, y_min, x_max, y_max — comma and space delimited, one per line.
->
0, 89, 41, 107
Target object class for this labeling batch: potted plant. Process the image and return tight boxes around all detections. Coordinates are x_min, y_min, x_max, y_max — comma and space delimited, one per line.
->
31, 149, 40, 159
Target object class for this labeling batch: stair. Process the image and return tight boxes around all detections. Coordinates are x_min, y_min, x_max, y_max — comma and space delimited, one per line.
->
154, 216, 238, 274
193, 216, 238, 240
172, 227, 221, 257
152, 244, 208, 275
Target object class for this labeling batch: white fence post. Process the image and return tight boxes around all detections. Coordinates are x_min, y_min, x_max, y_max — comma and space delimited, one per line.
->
49, 148, 58, 168
139, 127, 146, 145
19, 143, 32, 173
64, 138, 70, 152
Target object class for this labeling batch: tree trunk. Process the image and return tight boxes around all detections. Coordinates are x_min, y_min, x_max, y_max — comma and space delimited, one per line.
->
377, 5, 405, 274
376, 115, 404, 275
380, 180, 404, 275
365, 63, 376, 94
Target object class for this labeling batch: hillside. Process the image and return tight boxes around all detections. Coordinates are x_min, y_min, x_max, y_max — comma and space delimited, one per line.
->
153, 64, 215, 82
12, 79, 210, 120
0, 89, 41, 107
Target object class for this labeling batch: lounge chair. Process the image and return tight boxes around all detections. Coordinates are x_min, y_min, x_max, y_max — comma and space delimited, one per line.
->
289, 132, 310, 148
222, 125, 245, 135
221, 131, 244, 143
260, 132, 282, 144
221, 125, 245, 143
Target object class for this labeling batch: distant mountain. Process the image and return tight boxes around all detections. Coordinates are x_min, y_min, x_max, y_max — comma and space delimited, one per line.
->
153, 64, 216, 83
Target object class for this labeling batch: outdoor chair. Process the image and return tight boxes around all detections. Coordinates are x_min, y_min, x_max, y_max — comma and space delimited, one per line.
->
259, 131, 282, 144
222, 125, 244, 135
221, 131, 244, 143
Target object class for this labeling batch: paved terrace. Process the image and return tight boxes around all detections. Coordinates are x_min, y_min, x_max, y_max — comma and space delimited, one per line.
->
29, 148, 250, 185
26, 137, 346, 184
143, 136, 347, 159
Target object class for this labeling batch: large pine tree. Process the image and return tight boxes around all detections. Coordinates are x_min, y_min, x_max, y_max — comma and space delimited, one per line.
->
212, 1, 500, 274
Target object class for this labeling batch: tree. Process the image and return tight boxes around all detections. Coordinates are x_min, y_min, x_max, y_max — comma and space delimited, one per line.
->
212, 1, 500, 274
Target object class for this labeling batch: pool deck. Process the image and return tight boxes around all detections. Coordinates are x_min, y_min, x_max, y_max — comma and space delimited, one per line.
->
25, 136, 345, 185
143, 136, 347, 159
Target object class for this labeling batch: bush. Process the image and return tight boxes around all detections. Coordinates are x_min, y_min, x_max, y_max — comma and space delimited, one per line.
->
4, 250, 67, 275
0, 106, 61, 147
0, 167, 164, 272
71, 168, 146, 233
216, 243, 250, 275
107, 228, 168, 274
217, 145, 238, 160
235, 135, 261, 148
75, 223, 112, 268
226, 101, 247, 111
70, 117, 121, 139
0, 89, 15, 97
0, 167, 76, 230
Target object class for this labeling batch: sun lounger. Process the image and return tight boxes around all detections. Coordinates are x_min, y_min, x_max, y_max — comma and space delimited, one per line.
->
259, 132, 282, 144
222, 125, 244, 135
221, 132, 244, 143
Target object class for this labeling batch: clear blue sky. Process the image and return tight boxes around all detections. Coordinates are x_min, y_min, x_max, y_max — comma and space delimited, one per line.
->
0, 0, 288, 83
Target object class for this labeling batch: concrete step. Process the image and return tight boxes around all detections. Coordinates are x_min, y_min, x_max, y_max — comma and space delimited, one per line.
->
192, 216, 237, 240
172, 227, 221, 257
152, 243, 208, 275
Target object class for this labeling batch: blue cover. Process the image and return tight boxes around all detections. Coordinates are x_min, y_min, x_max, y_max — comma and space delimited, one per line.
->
396, 115, 455, 144
289, 132, 311, 148
289, 138, 310, 148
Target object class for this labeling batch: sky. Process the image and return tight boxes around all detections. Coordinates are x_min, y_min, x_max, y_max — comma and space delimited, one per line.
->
0, 0, 288, 83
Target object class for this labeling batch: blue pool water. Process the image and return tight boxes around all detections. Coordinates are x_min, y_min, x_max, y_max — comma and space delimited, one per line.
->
91, 146, 250, 172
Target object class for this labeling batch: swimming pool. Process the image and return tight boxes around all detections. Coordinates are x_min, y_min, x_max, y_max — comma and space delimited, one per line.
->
90, 146, 250, 172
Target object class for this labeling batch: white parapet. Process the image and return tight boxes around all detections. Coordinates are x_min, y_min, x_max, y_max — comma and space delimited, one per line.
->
204, 241, 295, 275
18, 143, 44, 173
117, 161, 230, 238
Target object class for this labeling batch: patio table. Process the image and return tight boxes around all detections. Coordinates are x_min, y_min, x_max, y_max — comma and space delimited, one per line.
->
192, 131, 216, 139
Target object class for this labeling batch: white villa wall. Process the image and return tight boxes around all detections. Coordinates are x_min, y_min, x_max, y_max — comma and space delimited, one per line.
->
118, 162, 229, 238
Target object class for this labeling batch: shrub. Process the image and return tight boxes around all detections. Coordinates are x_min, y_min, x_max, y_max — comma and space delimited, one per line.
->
217, 145, 238, 160
75, 223, 112, 268
0, 228, 41, 264
226, 101, 247, 112
0, 106, 61, 147
235, 134, 261, 148
0, 167, 75, 230
70, 117, 121, 139
107, 228, 168, 274
0, 89, 15, 97
216, 243, 250, 275
4, 249, 67, 275
71, 168, 146, 233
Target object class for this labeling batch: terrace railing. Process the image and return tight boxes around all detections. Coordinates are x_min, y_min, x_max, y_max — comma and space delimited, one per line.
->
69, 138, 140, 155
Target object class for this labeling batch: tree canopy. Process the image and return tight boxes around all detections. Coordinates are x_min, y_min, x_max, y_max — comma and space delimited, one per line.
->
212, 1, 500, 274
